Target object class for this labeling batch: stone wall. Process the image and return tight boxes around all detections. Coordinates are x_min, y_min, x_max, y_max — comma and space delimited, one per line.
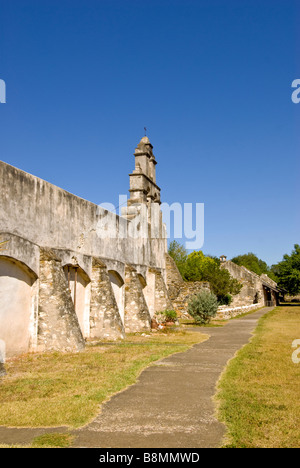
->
165, 252, 211, 318
37, 249, 85, 353
124, 265, 152, 333
221, 260, 278, 307
171, 281, 210, 318
215, 303, 263, 321
0, 137, 172, 357
220, 261, 264, 307
165, 253, 184, 301
89, 258, 125, 340
284, 295, 300, 302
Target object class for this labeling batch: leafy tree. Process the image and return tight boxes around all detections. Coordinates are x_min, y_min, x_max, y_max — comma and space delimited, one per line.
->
275, 244, 300, 296
184, 251, 217, 282
168, 240, 188, 278
205, 266, 242, 302
231, 252, 269, 276
231, 252, 277, 281
184, 250, 242, 302
168, 243, 242, 303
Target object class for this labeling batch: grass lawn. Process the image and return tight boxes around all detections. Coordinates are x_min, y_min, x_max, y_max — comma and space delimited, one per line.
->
0, 328, 208, 429
215, 305, 300, 448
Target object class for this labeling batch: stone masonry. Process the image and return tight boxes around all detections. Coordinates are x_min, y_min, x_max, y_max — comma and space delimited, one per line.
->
89, 258, 125, 341
0, 137, 172, 358
37, 249, 85, 353
124, 264, 152, 333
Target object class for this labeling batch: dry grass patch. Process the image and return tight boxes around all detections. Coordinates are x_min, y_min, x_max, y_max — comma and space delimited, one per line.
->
216, 306, 300, 448
0, 329, 207, 429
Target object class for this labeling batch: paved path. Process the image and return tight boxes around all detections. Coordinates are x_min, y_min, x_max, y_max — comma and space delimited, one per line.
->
0, 307, 272, 448
73, 307, 273, 448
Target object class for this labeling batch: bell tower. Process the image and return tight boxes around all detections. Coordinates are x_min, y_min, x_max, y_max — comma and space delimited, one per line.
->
127, 136, 161, 207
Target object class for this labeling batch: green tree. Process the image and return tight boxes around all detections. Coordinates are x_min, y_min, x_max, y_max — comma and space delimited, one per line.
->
231, 252, 268, 276
184, 250, 242, 302
184, 251, 217, 281
275, 244, 300, 296
205, 266, 242, 303
231, 252, 277, 281
168, 240, 188, 278
168, 244, 242, 303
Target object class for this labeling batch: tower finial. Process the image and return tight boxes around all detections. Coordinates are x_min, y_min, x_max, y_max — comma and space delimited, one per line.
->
144, 126, 147, 136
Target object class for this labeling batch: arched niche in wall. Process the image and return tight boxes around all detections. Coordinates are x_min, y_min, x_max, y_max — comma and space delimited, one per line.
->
143, 270, 156, 318
0, 256, 38, 357
63, 264, 91, 337
137, 273, 147, 289
108, 270, 125, 323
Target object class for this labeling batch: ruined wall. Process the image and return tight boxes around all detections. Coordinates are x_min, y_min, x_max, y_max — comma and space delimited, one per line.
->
165, 253, 184, 301
124, 265, 152, 333
0, 161, 165, 271
89, 258, 125, 341
0, 137, 171, 358
220, 261, 264, 307
165, 252, 211, 317
215, 303, 263, 321
37, 249, 85, 353
221, 261, 278, 308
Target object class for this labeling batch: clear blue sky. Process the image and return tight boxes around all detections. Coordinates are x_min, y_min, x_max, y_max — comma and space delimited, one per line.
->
1, 0, 299, 266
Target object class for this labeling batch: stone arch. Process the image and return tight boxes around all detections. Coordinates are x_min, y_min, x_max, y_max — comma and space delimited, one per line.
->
63, 264, 91, 337
137, 273, 147, 289
108, 270, 125, 323
143, 269, 156, 317
0, 255, 38, 357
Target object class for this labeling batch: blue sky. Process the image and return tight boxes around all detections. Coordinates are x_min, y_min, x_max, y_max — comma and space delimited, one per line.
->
0, 0, 299, 266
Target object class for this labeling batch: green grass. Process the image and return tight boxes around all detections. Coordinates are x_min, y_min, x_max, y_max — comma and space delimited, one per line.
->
0, 433, 73, 448
31, 433, 73, 448
215, 305, 300, 448
180, 318, 227, 328
0, 329, 208, 429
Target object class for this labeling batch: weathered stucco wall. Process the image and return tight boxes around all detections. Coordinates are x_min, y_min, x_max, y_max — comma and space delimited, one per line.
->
0, 137, 172, 358
0, 161, 165, 271
221, 260, 278, 308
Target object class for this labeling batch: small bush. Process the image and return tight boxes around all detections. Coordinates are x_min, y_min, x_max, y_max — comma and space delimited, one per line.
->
218, 293, 232, 306
155, 310, 178, 324
188, 290, 218, 324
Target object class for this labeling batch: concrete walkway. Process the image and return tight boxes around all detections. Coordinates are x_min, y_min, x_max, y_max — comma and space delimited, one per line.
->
73, 307, 273, 448
0, 307, 273, 448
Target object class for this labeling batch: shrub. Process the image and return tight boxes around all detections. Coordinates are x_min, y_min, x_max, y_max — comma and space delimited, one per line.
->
188, 290, 218, 324
155, 309, 178, 324
218, 293, 232, 306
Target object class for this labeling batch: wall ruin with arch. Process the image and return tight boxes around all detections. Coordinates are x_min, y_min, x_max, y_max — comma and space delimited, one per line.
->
0, 137, 172, 358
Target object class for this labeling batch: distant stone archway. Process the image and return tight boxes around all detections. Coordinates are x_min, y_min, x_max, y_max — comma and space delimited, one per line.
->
0, 256, 38, 357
